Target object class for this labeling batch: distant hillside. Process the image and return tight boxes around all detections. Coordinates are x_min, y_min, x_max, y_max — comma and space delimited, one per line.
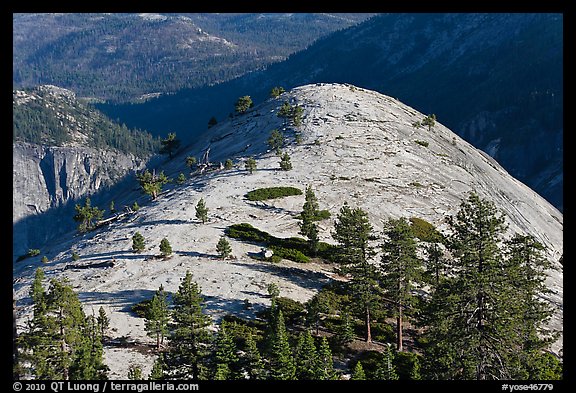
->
97, 13, 563, 210
13, 85, 160, 157
13, 85, 159, 256
12, 13, 373, 102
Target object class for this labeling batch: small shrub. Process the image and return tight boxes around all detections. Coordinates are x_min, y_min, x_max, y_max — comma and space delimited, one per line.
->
72, 251, 80, 261
269, 246, 309, 263
132, 202, 140, 211
335, 135, 344, 140
226, 223, 271, 244
245, 186, 302, 201
41, 256, 49, 263
409, 182, 424, 188
224, 159, 233, 170
16, 249, 41, 262
409, 217, 443, 243
257, 297, 306, 326
314, 139, 321, 146
414, 140, 429, 147
132, 298, 153, 318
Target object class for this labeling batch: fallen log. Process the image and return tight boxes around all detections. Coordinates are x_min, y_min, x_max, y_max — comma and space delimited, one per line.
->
64, 260, 115, 270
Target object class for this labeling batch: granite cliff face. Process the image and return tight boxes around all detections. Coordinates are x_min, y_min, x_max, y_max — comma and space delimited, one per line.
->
13, 84, 563, 377
13, 142, 148, 257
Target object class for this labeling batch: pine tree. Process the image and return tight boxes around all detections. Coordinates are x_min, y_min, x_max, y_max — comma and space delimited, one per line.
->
109, 200, 116, 214
335, 308, 355, 346
380, 217, 423, 351
422, 114, 436, 132
132, 232, 146, 253
350, 361, 366, 380
292, 105, 304, 127
235, 96, 253, 114
186, 156, 197, 171
410, 356, 422, 380
70, 313, 109, 380
277, 101, 292, 122
160, 132, 181, 159
279, 151, 292, 170
243, 333, 264, 380
195, 198, 209, 224
268, 129, 284, 154
294, 330, 319, 380
332, 202, 379, 343
216, 236, 232, 259
213, 363, 230, 380
73, 197, 104, 233
422, 192, 555, 380
144, 285, 170, 350
245, 157, 257, 174
128, 364, 143, 380
504, 234, 558, 378
149, 355, 165, 380
268, 310, 296, 380
176, 173, 186, 185
374, 346, 399, 380
159, 238, 172, 258
163, 271, 212, 379
423, 242, 445, 286
97, 306, 109, 339
299, 185, 321, 255
136, 169, 169, 200
212, 320, 240, 379
224, 159, 233, 170
316, 337, 337, 380
270, 86, 285, 98
18, 275, 108, 379
305, 294, 328, 335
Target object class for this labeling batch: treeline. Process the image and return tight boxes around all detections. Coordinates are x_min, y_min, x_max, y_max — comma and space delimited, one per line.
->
13, 88, 160, 157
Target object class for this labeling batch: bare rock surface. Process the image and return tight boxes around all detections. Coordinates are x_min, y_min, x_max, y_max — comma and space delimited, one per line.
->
13, 83, 563, 378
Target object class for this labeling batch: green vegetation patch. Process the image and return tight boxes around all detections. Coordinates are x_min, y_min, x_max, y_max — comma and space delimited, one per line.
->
414, 140, 429, 147
296, 209, 331, 221
225, 223, 336, 262
131, 298, 153, 318
16, 248, 41, 262
409, 217, 443, 243
245, 186, 302, 201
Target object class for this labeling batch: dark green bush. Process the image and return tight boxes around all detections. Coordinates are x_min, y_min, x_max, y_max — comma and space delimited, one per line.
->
269, 246, 309, 263
131, 299, 153, 318
226, 223, 271, 244
414, 140, 429, 147
245, 186, 302, 201
226, 223, 336, 263
395, 351, 424, 380
16, 248, 41, 262
257, 297, 306, 326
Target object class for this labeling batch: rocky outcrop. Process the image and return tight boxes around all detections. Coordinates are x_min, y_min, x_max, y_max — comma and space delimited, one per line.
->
13, 84, 563, 376
13, 142, 147, 258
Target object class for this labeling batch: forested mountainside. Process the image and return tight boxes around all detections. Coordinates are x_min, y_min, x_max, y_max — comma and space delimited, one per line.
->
13, 84, 562, 380
12, 13, 373, 103
13, 85, 160, 156
13, 85, 159, 257
97, 13, 562, 210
